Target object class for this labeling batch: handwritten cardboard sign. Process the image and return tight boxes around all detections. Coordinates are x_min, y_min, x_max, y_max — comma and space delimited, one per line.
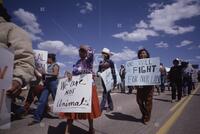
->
0, 48, 14, 90
33, 50, 48, 72
99, 68, 114, 91
53, 74, 92, 113
125, 57, 161, 86
0, 48, 13, 129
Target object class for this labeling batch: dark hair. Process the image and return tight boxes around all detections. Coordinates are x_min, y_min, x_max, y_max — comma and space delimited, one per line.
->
173, 59, 179, 65
0, 4, 11, 22
137, 48, 150, 59
102, 53, 110, 59
48, 53, 56, 62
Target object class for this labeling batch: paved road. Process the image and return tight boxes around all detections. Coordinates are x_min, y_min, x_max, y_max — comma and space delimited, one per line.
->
168, 85, 200, 134
0, 83, 199, 134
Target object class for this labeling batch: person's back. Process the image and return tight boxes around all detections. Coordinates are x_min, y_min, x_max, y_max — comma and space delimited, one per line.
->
0, 3, 34, 97
169, 59, 183, 102
119, 66, 125, 80
169, 65, 182, 83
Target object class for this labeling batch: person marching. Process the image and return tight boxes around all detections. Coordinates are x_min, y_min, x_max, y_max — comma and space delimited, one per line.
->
60, 45, 101, 134
160, 63, 167, 93
28, 53, 59, 125
0, 2, 35, 100
15, 69, 45, 116
136, 48, 154, 125
168, 59, 183, 102
119, 64, 126, 93
98, 48, 117, 112
0, 2, 35, 120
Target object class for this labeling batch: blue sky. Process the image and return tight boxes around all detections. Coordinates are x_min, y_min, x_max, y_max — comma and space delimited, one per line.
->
4, 0, 200, 75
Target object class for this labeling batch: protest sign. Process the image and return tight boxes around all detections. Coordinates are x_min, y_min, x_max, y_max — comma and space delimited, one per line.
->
33, 50, 48, 72
125, 57, 160, 86
53, 74, 92, 113
0, 48, 13, 129
99, 68, 114, 91
0, 49, 14, 90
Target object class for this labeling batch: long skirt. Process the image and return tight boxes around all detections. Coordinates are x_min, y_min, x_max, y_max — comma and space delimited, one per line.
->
59, 85, 101, 120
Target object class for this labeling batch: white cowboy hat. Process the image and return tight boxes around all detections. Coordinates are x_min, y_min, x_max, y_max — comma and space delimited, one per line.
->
102, 48, 111, 55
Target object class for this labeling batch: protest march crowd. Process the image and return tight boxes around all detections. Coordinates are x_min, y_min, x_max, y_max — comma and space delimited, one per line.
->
0, 2, 200, 134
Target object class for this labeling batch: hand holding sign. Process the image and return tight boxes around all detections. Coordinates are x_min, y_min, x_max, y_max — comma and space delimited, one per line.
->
33, 50, 48, 73
99, 68, 114, 92
53, 74, 92, 113
6, 80, 22, 98
125, 57, 161, 86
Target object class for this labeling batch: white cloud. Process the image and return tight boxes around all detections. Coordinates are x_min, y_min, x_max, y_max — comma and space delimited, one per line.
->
112, 0, 200, 42
135, 20, 149, 29
38, 41, 79, 56
57, 62, 66, 68
29, 33, 42, 41
176, 40, 193, 48
155, 41, 169, 48
149, 3, 164, 9
198, 45, 200, 48
196, 56, 200, 59
112, 29, 158, 42
14, 8, 42, 41
111, 47, 137, 62
148, 0, 200, 35
77, 2, 93, 14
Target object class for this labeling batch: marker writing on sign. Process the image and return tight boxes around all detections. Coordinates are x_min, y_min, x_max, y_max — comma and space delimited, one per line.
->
57, 97, 89, 107
133, 65, 157, 74
34, 53, 46, 62
60, 79, 86, 90
0, 66, 8, 79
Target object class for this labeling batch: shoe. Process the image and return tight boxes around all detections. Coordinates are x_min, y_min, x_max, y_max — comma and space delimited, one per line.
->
65, 128, 70, 134
142, 118, 149, 125
106, 108, 111, 112
143, 121, 149, 125
88, 128, 95, 134
106, 107, 113, 112
28, 120, 40, 126
171, 99, 175, 103
100, 107, 106, 112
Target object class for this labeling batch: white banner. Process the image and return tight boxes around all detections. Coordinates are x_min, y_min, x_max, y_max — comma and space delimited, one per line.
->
33, 50, 48, 73
100, 68, 114, 91
53, 74, 93, 113
0, 48, 13, 129
125, 57, 161, 86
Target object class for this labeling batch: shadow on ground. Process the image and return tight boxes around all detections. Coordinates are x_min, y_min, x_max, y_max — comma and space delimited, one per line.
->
153, 98, 171, 102
48, 121, 88, 134
105, 112, 142, 123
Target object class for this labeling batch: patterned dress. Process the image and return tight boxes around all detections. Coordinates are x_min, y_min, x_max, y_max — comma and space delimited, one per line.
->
60, 47, 101, 119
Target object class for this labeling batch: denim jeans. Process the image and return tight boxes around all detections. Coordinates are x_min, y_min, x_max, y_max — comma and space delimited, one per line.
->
34, 80, 58, 122
160, 75, 165, 92
120, 79, 125, 93
100, 80, 113, 111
